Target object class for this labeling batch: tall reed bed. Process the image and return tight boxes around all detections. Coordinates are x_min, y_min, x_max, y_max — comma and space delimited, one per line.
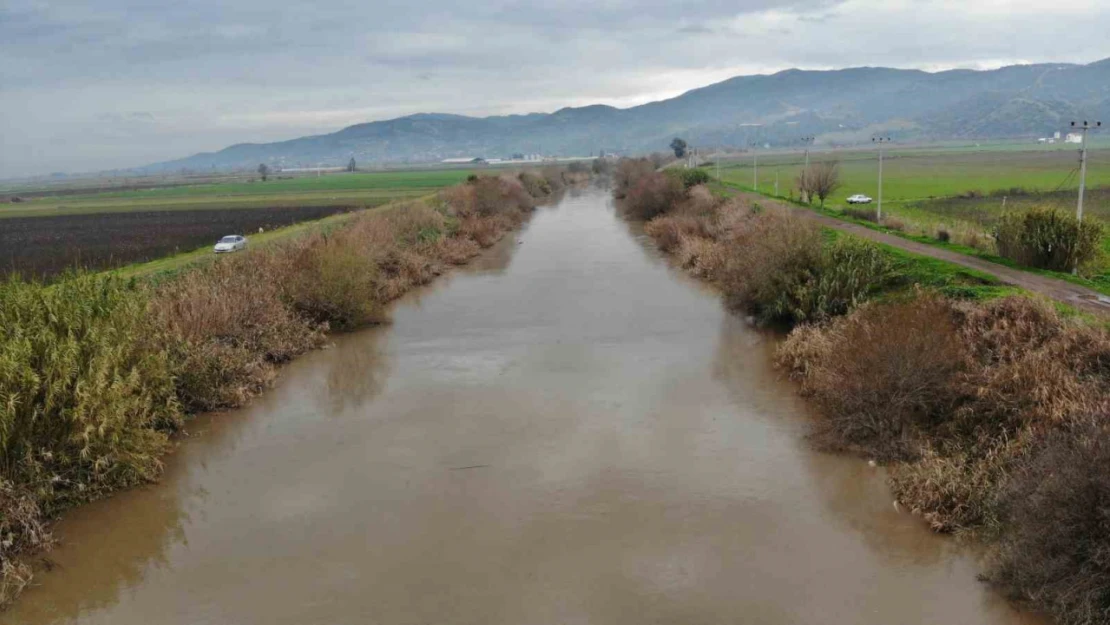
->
0, 170, 565, 608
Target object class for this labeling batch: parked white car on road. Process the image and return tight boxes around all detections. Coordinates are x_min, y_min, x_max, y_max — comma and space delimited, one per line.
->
846, 194, 873, 204
214, 235, 247, 253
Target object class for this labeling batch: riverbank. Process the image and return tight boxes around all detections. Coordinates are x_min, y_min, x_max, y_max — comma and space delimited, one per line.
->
0, 168, 580, 608
619, 158, 1109, 625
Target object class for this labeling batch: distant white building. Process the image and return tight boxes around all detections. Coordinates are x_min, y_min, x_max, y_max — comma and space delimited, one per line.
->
1065, 133, 1084, 144
1053, 131, 1062, 140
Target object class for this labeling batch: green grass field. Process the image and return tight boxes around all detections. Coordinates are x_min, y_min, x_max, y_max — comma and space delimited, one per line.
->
717, 145, 1110, 210
0, 170, 475, 218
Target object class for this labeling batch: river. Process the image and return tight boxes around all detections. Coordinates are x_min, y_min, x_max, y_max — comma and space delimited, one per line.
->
4, 188, 1044, 625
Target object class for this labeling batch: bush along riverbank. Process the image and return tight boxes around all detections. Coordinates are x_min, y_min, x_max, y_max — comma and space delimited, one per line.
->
617, 157, 1110, 625
0, 168, 580, 608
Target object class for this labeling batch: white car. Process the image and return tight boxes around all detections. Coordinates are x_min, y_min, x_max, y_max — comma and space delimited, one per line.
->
214, 235, 247, 253
846, 194, 873, 204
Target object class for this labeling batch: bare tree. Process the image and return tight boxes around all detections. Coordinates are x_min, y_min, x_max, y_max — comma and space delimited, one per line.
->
798, 161, 840, 206
258, 163, 270, 181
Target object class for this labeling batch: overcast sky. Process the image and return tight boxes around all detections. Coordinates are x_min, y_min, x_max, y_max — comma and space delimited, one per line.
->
2, 0, 1109, 178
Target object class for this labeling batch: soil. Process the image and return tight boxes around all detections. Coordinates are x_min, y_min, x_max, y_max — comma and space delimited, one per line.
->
0, 205, 357, 279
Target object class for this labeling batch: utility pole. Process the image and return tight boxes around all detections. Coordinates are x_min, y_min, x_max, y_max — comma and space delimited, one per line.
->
1071, 121, 1101, 223
749, 142, 760, 191
872, 137, 892, 222
1069, 120, 1101, 273
800, 136, 815, 171
775, 169, 779, 196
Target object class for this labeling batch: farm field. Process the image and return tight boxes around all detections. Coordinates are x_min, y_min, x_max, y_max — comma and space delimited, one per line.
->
0, 170, 474, 218
717, 145, 1110, 210
1, 205, 363, 279
0, 169, 474, 278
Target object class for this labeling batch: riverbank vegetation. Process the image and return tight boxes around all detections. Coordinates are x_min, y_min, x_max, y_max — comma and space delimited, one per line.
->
0, 168, 575, 608
618, 157, 1110, 625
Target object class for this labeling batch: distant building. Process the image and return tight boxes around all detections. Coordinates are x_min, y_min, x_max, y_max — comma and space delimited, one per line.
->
1054, 131, 1062, 140
1065, 133, 1084, 144
1038, 138, 1048, 143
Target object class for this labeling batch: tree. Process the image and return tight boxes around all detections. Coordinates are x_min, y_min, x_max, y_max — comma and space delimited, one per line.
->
258, 163, 269, 181
670, 138, 688, 159
797, 161, 841, 206
347, 157, 356, 173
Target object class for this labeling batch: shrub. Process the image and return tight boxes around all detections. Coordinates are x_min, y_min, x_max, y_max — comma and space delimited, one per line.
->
990, 418, 1110, 625
994, 206, 1104, 272
777, 294, 968, 458
714, 209, 823, 320
887, 442, 1016, 532
281, 233, 386, 330
0, 274, 182, 604
0, 480, 48, 608
0, 275, 181, 508
517, 171, 552, 198
713, 211, 892, 324
613, 158, 657, 198
779, 293, 1110, 536
539, 167, 568, 194
151, 255, 324, 411
796, 237, 895, 321
442, 175, 534, 218
457, 215, 505, 247
673, 168, 711, 189
842, 207, 878, 222
382, 202, 447, 246
644, 213, 711, 253
623, 172, 685, 220
956, 297, 1110, 435
880, 217, 906, 231
433, 236, 482, 265
955, 229, 995, 253
936, 228, 952, 243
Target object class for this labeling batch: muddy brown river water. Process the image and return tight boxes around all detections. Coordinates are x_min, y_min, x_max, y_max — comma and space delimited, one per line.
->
5, 189, 1046, 625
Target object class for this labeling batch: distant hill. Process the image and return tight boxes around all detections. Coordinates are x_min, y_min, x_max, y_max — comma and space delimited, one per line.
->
144, 58, 1110, 172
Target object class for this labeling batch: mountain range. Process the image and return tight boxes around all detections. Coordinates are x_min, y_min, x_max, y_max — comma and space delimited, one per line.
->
147, 58, 1110, 172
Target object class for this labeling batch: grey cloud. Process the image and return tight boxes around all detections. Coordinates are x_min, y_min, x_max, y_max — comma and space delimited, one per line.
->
1, 0, 1109, 177
678, 24, 717, 34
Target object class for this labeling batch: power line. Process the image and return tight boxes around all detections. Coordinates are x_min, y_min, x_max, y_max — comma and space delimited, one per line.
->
1051, 167, 1079, 193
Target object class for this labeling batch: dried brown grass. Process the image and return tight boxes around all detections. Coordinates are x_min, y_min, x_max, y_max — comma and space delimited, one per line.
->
779, 294, 1110, 528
